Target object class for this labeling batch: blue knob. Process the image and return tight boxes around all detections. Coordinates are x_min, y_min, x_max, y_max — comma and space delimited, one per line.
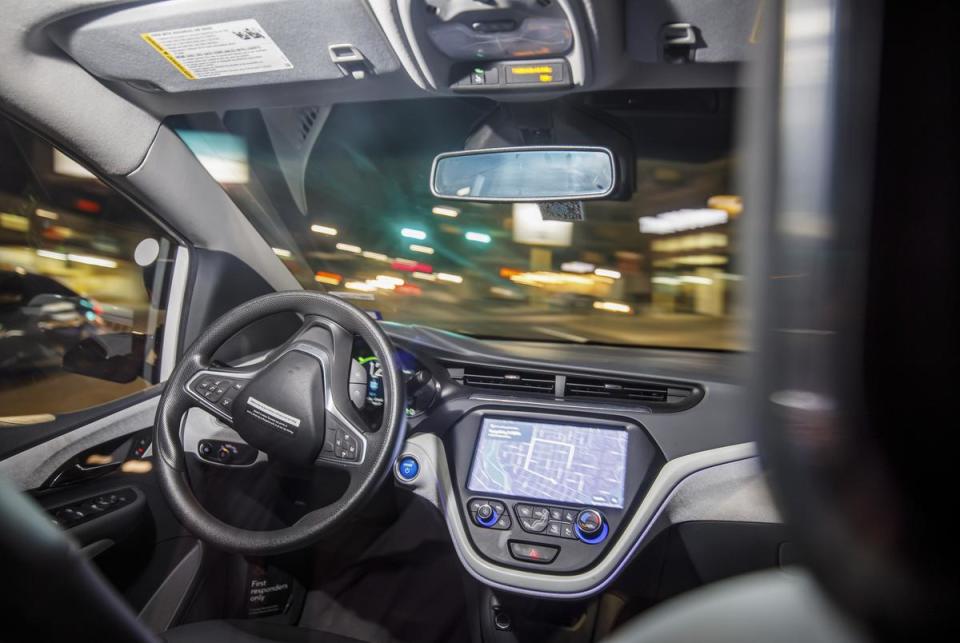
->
397, 455, 419, 481
476, 505, 500, 527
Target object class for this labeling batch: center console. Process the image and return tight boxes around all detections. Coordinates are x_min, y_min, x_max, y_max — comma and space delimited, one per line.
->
395, 406, 752, 599
453, 412, 661, 574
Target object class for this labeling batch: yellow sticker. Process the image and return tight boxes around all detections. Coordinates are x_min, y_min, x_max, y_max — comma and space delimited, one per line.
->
140, 33, 196, 80
141, 19, 293, 81
510, 66, 554, 75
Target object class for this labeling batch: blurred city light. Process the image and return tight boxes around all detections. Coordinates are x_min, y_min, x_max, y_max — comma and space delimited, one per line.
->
376, 275, 404, 287
272, 247, 292, 258
594, 268, 622, 279
336, 243, 362, 253
409, 244, 435, 254
593, 301, 632, 314
437, 272, 463, 284
707, 194, 743, 216
510, 271, 595, 288
1, 213, 29, 232
391, 259, 432, 273
679, 275, 714, 285
311, 224, 338, 236
362, 250, 389, 261
36, 249, 117, 268
465, 231, 492, 243
314, 271, 342, 285
345, 280, 377, 292
401, 227, 427, 240
639, 208, 728, 234
512, 203, 572, 247
35, 208, 59, 220
432, 205, 460, 217
413, 271, 436, 281
561, 261, 595, 273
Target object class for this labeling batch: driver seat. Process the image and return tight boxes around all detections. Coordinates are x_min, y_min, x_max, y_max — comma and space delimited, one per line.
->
0, 478, 360, 643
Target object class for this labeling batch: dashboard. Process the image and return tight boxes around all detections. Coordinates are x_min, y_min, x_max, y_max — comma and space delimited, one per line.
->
369, 324, 774, 599
166, 323, 773, 599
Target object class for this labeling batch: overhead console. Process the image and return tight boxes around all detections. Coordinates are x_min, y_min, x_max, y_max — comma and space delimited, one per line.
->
626, 0, 763, 64
369, 0, 591, 94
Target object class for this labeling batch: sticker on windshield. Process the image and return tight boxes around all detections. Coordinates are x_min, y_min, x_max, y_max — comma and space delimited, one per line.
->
141, 19, 293, 80
539, 201, 585, 221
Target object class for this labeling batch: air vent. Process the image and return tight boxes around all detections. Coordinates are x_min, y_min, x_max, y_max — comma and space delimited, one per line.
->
447, 363, 702, 411
457, 366, 556, 395
564, 376, 698, 408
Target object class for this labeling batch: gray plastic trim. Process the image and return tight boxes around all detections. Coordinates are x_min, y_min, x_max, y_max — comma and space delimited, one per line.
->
139, 541, 204, 634
0, 396, 159, 490
396, 433, 759, 598
160, 245, 190, 381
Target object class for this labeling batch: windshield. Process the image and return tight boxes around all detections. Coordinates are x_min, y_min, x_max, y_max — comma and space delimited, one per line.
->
172, 91, 743, 350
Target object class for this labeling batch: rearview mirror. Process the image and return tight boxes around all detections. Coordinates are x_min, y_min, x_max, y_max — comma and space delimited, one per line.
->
431, 146, 615, 202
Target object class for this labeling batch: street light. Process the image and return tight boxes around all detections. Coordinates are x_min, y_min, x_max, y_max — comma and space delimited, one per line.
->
465, 231, 491, 243
401, 227, 427, 240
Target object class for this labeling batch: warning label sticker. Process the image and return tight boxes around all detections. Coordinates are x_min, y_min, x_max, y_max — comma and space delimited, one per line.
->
141, 19, 293, 80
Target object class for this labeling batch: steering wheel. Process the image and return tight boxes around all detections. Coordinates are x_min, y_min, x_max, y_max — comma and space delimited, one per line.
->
154, 291, 406, 555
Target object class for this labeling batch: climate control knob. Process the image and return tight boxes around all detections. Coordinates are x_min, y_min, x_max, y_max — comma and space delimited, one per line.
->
575, 509, 608, 544
476, 503, 499, 527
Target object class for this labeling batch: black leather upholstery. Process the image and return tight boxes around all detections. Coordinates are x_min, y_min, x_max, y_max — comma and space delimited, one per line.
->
163, 620, 366, 643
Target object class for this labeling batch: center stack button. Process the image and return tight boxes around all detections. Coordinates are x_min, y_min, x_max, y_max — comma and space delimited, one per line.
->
515, 503, 550, 533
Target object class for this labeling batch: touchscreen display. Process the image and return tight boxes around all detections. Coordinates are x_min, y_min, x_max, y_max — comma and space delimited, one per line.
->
467, 418, 628, 508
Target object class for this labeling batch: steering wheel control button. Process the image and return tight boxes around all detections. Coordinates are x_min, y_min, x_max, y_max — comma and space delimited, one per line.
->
192, 376, 246, 408
396, 455, 419, 482
508, 541, 559, 564
348, 383, 367, 408
575, 509, 609, 544
333, 429, 359, 461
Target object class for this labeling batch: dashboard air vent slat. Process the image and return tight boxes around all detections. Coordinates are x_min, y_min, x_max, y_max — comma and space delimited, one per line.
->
564, 376, 696, 406
459, 366, 556, 395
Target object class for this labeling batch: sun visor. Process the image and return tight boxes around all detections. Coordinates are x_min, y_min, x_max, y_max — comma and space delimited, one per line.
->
46, 0, 401, 93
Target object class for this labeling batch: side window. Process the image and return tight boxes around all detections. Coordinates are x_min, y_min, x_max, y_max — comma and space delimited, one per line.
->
0, 117, 177, 422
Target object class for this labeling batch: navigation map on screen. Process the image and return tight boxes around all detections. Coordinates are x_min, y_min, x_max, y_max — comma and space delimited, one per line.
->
467, 418, 628, 508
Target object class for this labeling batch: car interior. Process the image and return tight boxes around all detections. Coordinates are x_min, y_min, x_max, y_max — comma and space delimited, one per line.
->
0, 1, 955, 642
